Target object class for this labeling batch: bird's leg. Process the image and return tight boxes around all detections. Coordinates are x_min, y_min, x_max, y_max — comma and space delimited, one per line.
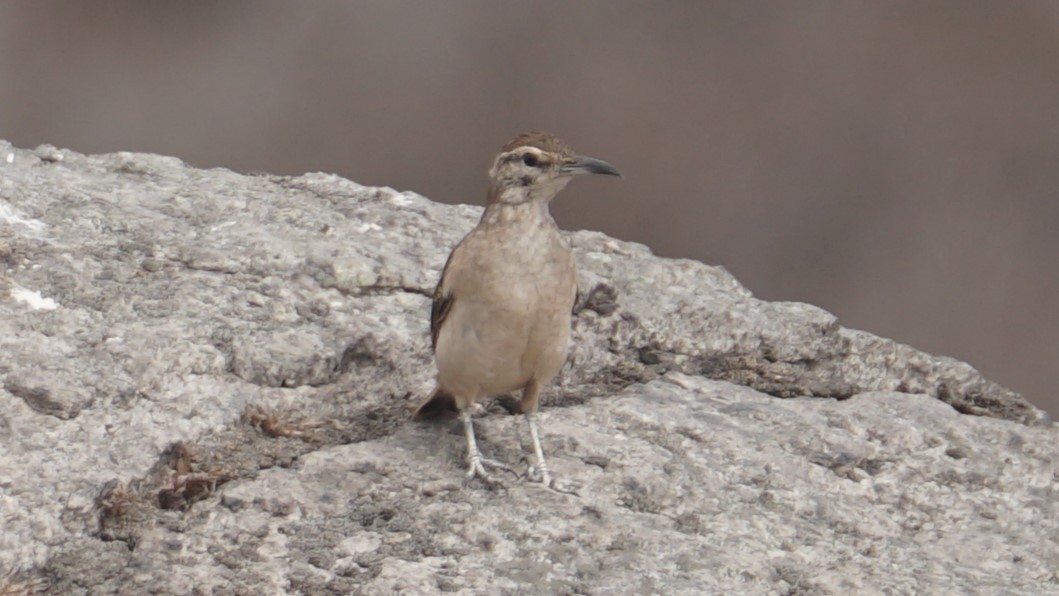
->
460, 409, 517, 484
518, 380, 554, 487
525, 412, 553, 488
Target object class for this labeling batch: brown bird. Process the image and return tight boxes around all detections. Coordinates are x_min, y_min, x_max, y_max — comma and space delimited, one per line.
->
413, 132, 621, 487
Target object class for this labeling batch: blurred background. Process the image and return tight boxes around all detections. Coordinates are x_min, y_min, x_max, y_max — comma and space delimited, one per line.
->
1, 1, 1056, 416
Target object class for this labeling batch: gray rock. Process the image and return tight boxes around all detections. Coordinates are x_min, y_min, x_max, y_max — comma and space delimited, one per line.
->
0, 140, 1054, 594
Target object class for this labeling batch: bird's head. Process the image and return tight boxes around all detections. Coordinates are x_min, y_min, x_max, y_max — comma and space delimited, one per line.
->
486, 132, 620, 206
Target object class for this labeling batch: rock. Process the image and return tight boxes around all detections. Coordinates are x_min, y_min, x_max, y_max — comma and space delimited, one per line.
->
0, 140, 1054, 594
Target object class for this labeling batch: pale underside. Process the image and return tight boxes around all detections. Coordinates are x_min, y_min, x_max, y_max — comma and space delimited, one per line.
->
434, 207, 577, 409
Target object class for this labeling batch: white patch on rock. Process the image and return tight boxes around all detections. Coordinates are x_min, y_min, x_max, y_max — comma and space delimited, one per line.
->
339, 532, 382, 555
210, 221, 237, 232
0, 202, 45, 232
355, 222, 382, 233
11, 286, 60, 310
387, 191, 418, 206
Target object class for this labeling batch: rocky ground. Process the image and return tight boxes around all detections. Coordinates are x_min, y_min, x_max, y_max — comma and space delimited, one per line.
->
0, 140, 1055, 594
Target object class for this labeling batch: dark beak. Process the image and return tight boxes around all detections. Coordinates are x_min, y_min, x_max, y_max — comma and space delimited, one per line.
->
561, 155, 622, 177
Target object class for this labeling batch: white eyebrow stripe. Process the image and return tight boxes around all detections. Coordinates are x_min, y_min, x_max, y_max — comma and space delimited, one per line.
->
497, 146, 548, 163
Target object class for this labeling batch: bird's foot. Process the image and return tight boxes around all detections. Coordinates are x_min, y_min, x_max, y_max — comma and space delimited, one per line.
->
524, 462, 579, 495
522, 412, 577, 494
464, 452, 519, 488
524, 461, 553, 487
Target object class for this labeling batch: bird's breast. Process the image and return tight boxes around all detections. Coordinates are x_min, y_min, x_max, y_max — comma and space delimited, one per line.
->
437, 220, 577, 395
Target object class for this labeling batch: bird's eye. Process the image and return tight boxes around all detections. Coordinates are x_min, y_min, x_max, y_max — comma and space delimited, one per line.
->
522, 153, 539, 167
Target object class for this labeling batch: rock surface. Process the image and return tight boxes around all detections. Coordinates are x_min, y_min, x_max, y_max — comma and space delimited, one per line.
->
0, 140, 1055, 594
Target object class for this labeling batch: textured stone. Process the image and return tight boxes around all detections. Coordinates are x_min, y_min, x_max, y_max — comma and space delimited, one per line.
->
0, 140, 1054, 594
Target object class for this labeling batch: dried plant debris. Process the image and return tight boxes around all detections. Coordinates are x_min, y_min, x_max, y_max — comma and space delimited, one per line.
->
152, 442, 235, 511
241, 403, 325, 442
95, 479, 153, 547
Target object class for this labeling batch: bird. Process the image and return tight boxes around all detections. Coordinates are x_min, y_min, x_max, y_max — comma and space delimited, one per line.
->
412, 131, 621, 487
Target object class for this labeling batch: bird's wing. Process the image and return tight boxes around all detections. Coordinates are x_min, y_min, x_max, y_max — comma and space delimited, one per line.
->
430, 250, 458, 352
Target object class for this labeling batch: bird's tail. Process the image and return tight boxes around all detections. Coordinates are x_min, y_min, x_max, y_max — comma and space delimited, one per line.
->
410, 386, 458, 420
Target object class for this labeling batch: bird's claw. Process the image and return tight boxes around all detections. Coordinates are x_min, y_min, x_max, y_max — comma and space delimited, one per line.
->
524, 462, 578, 495
525, 463, 552, 486
464, 454, 519, 488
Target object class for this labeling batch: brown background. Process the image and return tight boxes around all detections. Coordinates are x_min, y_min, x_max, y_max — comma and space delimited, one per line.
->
2, 2, 1055, 416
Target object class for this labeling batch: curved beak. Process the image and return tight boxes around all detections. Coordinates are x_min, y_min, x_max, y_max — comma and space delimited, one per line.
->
561, 155, 622, 177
